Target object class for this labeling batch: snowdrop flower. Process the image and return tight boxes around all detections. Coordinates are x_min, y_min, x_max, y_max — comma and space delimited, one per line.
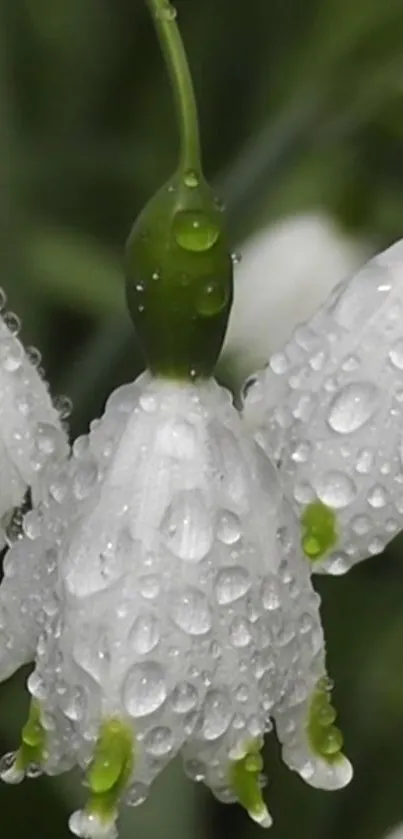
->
0, 294, 68, 547
0, 372, 351, 836
243, 239, 403, 574
222, 213, 368, 385
0, 2, 353, 835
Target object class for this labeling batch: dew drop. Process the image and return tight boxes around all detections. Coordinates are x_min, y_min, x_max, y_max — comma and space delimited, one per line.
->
124, 662, 167, 718
202, 689, 232, 740
171, 588, 212, 636
171, 682, 198, 714
3, 312, 20, 335
196, 279, 228, 317
229, 617, 251, 648
215, 566, 250, 605
216, 510, 241, 545
261, 577, 280, 611
161, 490, 213, 562
389, 340, 403, 370
54, 394, 73, 420
327, 382, 378, 434
184, 169, 199, 188
367, 484, 388, 509
126, 782, 149, 807
144, 726, 173, 757
0, 337, 23, 371
314, 472, 356, 509
156, 0, 177, 20
172, 210, 219, 252
129, 614, 160, 655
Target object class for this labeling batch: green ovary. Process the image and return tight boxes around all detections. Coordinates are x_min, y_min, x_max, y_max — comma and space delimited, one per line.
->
16, 700, 47, 771
229, 740, 272, 828
307, 679, 344, 763
301, 502, 338, 561
84, 719, 134, 824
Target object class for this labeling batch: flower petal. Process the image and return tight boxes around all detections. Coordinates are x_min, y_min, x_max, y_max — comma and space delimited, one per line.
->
243, 239, 403, 573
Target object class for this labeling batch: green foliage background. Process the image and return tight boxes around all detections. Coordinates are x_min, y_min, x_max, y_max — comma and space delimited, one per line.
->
0, 0, 403, 837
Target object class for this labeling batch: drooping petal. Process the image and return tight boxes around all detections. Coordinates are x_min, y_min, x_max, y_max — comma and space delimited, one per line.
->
243, 239, 403, 573
0, 307, 69, 544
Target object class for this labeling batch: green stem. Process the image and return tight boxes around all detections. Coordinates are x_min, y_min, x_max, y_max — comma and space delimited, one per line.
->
145, 0, 201, 174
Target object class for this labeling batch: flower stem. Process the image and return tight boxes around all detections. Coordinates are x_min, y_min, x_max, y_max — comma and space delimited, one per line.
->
145, 0, 201, 175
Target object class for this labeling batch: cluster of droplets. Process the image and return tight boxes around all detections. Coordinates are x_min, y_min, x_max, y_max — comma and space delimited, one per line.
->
0, 371, 350, 835
243, 240, 403, 574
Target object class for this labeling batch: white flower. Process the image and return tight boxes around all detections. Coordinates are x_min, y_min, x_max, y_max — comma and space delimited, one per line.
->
243, 239, 403, 574
0, 301, 68, 545
0, 373, 350, 836
222, 213, 368, 385
0, 302, 69, 680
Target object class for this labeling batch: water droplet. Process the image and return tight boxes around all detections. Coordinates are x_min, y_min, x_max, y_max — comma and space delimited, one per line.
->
172, 210, 220, 252
215, 566, 250, 604
140, 393, 158, 413
183, 758, 206, 781
144, 726, 173, 757
229, 617, 251, 648
314, 472, 356, 509
367, 484, 388, 509
171, 588, 212, 636
0, 337, 23, 371
231, 251, 242, 265
161, 490, 213, 562
130, 614, 160, 655
155, 419, 196, 460
291, 441, 312, 463
202, 689, 232, 740
124, 662, 167, 718
355, 448, 374, 474
27, 346, 42, 367
261, 577, 280, 611
171, 682, 198, 714
216, 510, 241, 545
389, 340, 403, 370
22, 510, 42, 540
139, 574, 160, 600
184, 169, 199, 188
270, 353, 288, 375
126, 782, 149, 807
156, 0, 177, 20
196, 279, 228, 316
54, 394, 73, 420
3, 312, 20, 335
327, 383, 378, 434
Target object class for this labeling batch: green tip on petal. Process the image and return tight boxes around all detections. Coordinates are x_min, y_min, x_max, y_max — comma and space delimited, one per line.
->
125, 169, 233, 380
230, 741, 272, 829
16, 700, 47, 771
85, 719, 134, 823
301, 502, 338, 562
307, 679, 345, 764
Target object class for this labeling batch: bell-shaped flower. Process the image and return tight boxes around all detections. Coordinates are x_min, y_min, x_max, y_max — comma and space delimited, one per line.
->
242, 239, 403, 574
0, 373, 351, 837
0, 300, 69, 680
0, 297, 69, 545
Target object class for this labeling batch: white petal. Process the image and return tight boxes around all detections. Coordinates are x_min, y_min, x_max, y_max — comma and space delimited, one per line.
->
243, 239, 403, 573
0, 313, 68, 544
25, 375, 292, 792
222, 214, 368, 385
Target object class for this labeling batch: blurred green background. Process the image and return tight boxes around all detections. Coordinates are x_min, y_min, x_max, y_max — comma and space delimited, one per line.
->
0, 0, 403, 837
